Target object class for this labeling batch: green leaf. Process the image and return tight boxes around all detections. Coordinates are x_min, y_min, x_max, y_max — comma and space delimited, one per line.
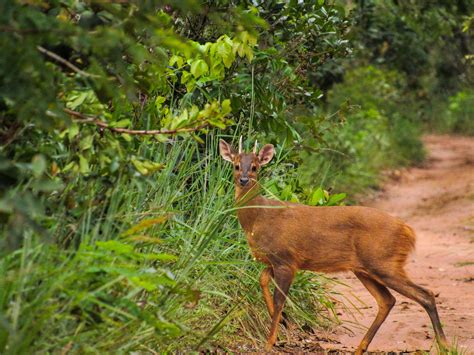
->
78, 155, 90, 174
79, 134, 94, 151
327, 193, 347, 206
30, 179, 64, 192
190, 59, 209, 78
208, 119, 226, 129
131, 158, 148, 175
169, 54, 184, 67
111, 119, 131, 128
67, 91, 88, 110
96, 240, 134, 254
67, 123, 80, 140
31, 154, 46, 177
216, 40, 234, 68
221, 99, 231, 115
308, 187, 325, 206
130, 276, 157, 291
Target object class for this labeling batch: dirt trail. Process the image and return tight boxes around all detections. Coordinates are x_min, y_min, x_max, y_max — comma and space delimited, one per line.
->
320, 135, 474, 353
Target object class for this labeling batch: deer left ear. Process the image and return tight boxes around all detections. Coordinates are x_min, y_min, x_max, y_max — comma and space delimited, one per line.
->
219, 139, 235, 162
258, 144, 274, 166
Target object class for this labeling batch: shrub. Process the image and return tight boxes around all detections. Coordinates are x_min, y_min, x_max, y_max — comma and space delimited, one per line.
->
296, 65, 424, 194
445, 89, 474, 135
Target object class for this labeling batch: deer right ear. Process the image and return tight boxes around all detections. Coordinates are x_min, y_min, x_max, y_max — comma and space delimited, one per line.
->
258, 144, 274, 166
219, 139, 235, 163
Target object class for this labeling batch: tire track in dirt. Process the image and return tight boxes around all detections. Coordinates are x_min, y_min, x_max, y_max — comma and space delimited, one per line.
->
320, 135, 474, 353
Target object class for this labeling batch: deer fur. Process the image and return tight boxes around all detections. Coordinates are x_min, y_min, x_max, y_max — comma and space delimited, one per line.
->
219, 139, 447, 354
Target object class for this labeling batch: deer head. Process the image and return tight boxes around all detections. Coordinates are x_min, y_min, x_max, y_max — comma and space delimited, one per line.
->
219, 138, 274, 193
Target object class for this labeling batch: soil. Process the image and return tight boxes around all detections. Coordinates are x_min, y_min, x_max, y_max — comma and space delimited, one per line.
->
316, 135, 474, 354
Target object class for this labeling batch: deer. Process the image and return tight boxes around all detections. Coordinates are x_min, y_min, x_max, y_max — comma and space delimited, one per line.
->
219, 137, 447, 354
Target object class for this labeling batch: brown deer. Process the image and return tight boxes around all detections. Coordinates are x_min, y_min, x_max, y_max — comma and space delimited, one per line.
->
219, 138, 447, 354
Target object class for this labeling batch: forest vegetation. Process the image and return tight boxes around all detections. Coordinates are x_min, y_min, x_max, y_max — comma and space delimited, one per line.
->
0, 0, 472, 352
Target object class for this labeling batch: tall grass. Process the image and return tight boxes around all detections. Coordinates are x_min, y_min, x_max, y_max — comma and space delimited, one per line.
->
0, 134, 338, 353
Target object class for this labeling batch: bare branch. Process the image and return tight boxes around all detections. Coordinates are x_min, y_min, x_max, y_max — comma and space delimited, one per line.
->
37, 46, 99, 78
63, 108, 209, 136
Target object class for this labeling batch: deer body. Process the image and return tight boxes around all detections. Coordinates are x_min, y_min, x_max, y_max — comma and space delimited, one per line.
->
238, 195, 415, 275
220, 139, 447, 354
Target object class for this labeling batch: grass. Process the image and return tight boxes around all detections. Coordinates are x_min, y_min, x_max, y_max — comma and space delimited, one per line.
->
0, 134, 339, 353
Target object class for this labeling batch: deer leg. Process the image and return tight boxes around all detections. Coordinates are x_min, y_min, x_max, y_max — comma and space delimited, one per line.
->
354, 272, 396, 355
259, 267, 275, 317
378, 271, 448, 349
264, 266, 295, 351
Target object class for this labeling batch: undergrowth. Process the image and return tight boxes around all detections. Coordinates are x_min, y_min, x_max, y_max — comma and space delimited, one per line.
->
0, 135, 340, 353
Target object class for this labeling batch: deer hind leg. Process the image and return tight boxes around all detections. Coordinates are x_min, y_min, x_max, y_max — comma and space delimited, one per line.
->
354, 271, 396, 355
377, 270, 448, 349
259, 267, 274, 317
264, 266, 295, 351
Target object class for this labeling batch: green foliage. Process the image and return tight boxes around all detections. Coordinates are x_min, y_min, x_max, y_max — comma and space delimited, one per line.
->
1, 0, 471, 352
296, 66, 424, 194
444, 89, 474, 135
0, 137, 340, 352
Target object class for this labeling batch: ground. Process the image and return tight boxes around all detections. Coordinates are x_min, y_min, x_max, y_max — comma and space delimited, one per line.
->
316, 135, 474, 353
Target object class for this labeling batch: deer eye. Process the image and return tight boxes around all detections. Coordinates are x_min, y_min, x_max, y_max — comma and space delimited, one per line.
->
235, 165, 239, 171
251, 165, 257, 172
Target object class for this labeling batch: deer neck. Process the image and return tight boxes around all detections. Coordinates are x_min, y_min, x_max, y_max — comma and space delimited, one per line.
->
235, 183, 266, 233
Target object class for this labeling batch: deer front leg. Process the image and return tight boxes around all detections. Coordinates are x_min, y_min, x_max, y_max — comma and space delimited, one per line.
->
264, 265, 295, 351
259, 267, 274, 317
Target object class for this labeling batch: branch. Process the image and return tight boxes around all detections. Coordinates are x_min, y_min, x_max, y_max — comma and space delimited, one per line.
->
37, 46, 99, 78
63, 108, 209, 136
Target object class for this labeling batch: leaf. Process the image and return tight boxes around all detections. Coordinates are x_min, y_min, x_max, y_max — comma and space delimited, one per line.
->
190, 59, 209, 78
208, 118, 226, 129
308, 187, 325, 206
243, 45, 254, 62
31, 154, 46, 177
221, 99, 231, 115
130, 276, 157, 291
96, 240, 134, 254
141, 160, 165, 173
67, 91, 88, 110
78, 155, 90, 174
30, 179, 64, 192
216, 41, 234, 68
67, 123, 80, 140
131, 158, 148, 175
111, 119, 131, 128
169, 54, 183, 67
155, 96, 166, 110
327, 193, 347, 206
79, 134, 94, 151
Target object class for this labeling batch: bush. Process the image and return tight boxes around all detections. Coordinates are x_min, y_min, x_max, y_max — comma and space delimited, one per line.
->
445, 89, 474, 135
296, 65, 424, 194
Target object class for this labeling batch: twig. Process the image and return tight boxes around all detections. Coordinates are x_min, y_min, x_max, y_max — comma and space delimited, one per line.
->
63, 108, 209, 136
37, 45, 99, 78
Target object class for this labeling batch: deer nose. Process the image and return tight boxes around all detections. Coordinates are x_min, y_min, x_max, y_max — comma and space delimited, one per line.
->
239, 177, 249, 186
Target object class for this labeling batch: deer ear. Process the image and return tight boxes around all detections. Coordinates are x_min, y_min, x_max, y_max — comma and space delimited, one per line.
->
258, 144, 274, 166
219, 139, 235, 163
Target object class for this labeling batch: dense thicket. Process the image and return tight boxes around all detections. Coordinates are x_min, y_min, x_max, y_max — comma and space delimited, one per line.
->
0, 0, 472, 352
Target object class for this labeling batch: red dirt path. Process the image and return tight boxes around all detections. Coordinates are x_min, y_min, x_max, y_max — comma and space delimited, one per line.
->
319, 135, 474, 353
